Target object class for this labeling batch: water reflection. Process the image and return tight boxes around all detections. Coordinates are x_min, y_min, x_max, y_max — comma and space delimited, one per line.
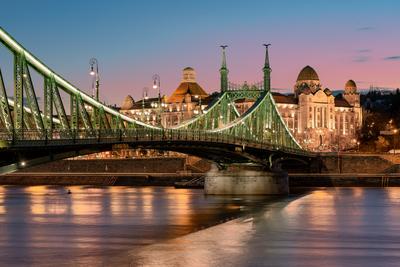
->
0, 185, 269, 266
130, 188, 400, 267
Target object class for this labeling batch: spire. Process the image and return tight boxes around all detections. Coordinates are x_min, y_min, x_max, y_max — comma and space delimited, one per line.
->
220, 45, 229, 92
263, 44, 271, 92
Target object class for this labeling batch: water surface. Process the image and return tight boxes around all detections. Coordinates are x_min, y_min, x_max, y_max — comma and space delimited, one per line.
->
126, 187, 400, 267
0, 185, 270, 266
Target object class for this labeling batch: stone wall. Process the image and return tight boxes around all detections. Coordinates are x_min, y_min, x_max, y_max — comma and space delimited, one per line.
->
320, 154, 400, 174
18, 158, 186, 174
205, 164, 288, 195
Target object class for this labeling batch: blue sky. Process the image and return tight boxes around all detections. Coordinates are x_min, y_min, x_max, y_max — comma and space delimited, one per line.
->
1, 0, 399, 105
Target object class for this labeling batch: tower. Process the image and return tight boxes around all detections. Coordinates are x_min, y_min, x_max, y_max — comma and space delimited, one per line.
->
263, 44, 271, 92
220, 45, 229, 92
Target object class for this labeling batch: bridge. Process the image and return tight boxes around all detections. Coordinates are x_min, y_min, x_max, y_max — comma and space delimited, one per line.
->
0, 28, 315, 194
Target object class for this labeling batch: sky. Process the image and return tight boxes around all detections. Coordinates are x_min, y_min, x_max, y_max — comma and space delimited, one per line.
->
1, 0, 400, 106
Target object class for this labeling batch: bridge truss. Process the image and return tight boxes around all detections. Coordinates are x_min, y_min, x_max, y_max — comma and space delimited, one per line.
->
0, 27, 159, 140
0, 28, 307, 173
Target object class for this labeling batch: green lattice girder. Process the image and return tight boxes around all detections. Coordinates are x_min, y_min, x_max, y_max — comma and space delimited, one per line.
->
210, 91, 302, 150
0, 27, 160, 139
169, 88, 264, 130
168, 92, 238, 130
0, 66, 13, 131
13, 53, 23, 130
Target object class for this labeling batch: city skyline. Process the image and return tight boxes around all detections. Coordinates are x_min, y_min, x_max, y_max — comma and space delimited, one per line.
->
1, 0, 399, 106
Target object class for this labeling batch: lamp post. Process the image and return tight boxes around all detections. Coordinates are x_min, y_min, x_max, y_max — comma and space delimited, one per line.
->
393, 129, 398, 154
89, 58, 99, 101
142, 87, 148, 121
152, 74, 161, 125
194, 94, 202, 114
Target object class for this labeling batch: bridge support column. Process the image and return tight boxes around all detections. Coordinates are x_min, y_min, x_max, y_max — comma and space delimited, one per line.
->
204, 163, 288, 195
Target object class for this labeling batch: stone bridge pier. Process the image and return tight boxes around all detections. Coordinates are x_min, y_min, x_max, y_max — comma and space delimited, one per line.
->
204, 163, 288, 195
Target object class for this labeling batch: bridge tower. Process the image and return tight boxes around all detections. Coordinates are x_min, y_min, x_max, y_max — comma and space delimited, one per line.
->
263, 44, 271, 92
220, 45, 229, 92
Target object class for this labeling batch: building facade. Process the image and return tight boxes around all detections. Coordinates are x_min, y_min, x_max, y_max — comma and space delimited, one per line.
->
274, 66, 362, 151
162, 67, 209, 126
120, 67, 210, 127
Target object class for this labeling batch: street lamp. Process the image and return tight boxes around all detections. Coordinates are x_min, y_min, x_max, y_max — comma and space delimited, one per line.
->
393, 129, 398, 154
142, 87, 148, 121
89, 58, 99, 101
194, 94, 202, 114
152, 74, 161, 125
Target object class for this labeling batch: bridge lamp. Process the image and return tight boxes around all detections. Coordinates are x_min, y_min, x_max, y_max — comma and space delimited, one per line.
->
152, 74, 161, 125
89, 58, 99, 101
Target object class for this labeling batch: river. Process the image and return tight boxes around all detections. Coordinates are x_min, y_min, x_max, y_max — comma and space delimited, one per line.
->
1, 186, 400, 266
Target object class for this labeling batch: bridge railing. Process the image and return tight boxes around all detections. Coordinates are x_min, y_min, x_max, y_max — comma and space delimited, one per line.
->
0, 129, 312, 157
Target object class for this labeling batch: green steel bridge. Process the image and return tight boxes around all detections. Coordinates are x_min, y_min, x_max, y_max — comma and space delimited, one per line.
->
0, 28, 315, 174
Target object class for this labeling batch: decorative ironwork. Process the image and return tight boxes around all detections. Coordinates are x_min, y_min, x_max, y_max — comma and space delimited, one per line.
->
228, 81, 264, 91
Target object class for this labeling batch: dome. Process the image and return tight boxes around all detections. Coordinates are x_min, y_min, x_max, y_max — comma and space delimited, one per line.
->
297, 66, 319, 81
121, 95, 134, 110
168, 82, 208, 103
345, 79, 357, 94
345, 80, 356, 88
183, 67, 194, 71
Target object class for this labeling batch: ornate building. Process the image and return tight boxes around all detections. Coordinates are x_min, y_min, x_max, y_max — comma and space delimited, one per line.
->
274, 66, 362, 151
120, 67, 211, 127
162, 67, 209, 126
120, 94, 167, 125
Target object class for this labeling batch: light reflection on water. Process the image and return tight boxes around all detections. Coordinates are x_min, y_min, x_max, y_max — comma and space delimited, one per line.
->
2, 186, 399, 267
122, 188, 400, 267
0, 185, 270, 266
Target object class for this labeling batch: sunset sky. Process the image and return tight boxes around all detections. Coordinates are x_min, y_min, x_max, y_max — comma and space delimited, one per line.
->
1, 0, 399, 106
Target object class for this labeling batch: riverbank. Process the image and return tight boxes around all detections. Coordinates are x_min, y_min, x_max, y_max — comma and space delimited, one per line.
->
289, 173, 400, 187
2, 172, 400, 187
2, 156, 400, 187
0, 172, 203, 186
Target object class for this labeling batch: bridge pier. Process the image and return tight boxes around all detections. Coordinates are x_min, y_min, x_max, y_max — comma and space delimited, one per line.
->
204, 163, 288, 195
